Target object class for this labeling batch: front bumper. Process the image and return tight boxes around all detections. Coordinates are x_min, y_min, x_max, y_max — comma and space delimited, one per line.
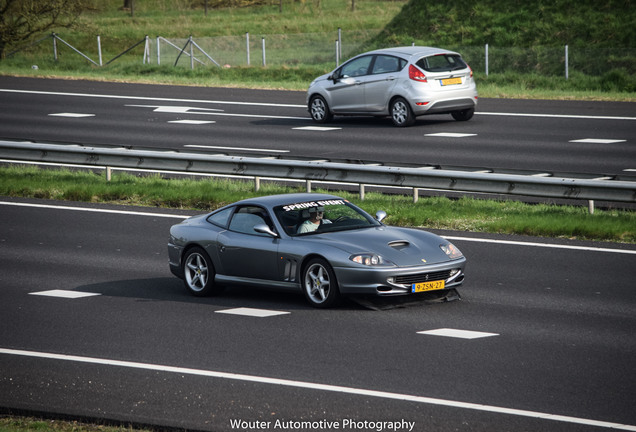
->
333, 258, 466, 296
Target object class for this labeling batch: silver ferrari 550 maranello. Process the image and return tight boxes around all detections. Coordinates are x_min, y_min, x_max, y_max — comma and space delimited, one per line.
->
168, 193, 466, 308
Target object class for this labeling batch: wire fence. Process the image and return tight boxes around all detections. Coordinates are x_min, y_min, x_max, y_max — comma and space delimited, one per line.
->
11, 30, 636, 78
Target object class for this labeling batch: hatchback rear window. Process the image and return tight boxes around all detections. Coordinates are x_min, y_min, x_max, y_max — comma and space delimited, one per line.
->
416, 54, 467, 72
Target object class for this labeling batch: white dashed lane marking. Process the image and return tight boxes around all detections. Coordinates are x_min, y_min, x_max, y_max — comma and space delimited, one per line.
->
168, 120, 215, 125
29, 289, 101, 299
215, 307, 291, 318
293, 126, 342, 131
569, 138, 627, 144
424, 132, 477, 138
418, 328, 499, 339
48, 113, 95, 118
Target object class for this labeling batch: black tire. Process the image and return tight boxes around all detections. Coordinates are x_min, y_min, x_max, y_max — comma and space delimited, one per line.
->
451, 107, 475, 121
182, 247, 218, 297
390, 97, 415, 127
302, 258, 340, 308
309, 95, 333, 124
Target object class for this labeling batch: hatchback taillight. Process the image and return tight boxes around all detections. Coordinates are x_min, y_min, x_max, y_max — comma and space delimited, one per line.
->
409, 64, 427, 82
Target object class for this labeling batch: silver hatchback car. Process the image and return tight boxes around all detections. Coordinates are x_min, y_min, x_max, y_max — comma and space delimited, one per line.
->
307, 46, 478, 127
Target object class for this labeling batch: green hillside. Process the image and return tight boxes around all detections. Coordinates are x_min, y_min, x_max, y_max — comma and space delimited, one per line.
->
373, 0, 635, 48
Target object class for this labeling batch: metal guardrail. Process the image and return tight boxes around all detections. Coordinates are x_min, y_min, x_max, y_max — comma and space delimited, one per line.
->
1, 140, 635, 205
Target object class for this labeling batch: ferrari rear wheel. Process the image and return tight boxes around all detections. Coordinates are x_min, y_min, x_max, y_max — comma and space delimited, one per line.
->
182, 247, 218, 296
302, 258, 340, 308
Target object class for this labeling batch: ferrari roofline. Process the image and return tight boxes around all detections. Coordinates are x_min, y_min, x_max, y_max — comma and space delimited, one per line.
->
230, 192, 346, 208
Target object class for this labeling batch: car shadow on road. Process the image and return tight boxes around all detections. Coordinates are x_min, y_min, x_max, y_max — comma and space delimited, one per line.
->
73, 277, 458, 311
73, 277, 365, 311
252, 115, 456, 129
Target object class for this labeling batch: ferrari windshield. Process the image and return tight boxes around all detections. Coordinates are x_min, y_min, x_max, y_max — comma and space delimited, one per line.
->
273, 199, 381, 236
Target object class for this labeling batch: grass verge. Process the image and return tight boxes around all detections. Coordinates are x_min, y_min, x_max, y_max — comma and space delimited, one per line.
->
0, 416, 150, 432
1, 165, 634, 243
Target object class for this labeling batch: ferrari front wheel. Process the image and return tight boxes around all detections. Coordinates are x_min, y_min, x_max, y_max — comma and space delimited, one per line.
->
302, 258, 340, 308
182, 247, 218, 296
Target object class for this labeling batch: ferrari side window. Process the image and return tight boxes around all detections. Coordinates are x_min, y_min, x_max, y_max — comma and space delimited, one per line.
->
228, 206, 272, 236
207, 207, 233, 228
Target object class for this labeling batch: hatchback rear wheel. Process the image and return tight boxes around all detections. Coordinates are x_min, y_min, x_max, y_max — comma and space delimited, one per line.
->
390, 97, 415, 127
309, 95, 333, 123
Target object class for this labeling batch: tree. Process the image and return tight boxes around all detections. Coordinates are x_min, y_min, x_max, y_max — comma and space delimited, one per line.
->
0, 0, 88, 59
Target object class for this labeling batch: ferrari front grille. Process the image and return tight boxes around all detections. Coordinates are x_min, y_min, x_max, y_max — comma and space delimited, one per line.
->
395, 270, 453, 285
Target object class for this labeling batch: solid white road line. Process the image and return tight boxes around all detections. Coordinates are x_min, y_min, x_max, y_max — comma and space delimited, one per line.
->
0, 201, 189, 219
184, 144, 289, 153
2, 201, 634, 255
3, 88, 635, 121
443, 235, 636, 255
0, 348, 634, 431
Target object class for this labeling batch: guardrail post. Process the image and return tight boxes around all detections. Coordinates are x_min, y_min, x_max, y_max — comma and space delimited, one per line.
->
254, 176, 260, 192
413, 187, 419, 203
306, 180, 312, 193
588, 200, 595, 214
106, 166, 112, 182
359, 184, 365, 200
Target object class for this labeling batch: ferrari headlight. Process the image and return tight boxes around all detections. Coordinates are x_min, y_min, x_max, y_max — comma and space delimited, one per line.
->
350, 253, 395, 266
440, 243, 463, 260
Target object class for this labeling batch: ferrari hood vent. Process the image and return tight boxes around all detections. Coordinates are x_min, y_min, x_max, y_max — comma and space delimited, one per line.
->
388, 240, 411, 251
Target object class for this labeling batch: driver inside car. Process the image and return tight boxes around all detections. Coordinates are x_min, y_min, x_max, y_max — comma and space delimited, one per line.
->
297, 206, 330, 234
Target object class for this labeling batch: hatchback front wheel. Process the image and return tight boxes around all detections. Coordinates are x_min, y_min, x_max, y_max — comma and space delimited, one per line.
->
309, 95, 333, 124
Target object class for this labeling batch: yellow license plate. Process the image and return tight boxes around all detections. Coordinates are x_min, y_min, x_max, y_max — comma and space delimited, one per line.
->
412, 280, 445, 293
440, 77, 462, 86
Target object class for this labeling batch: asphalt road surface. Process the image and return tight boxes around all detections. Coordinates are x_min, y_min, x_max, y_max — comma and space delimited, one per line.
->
1, 198, 635, 432
1, 76, 635, 176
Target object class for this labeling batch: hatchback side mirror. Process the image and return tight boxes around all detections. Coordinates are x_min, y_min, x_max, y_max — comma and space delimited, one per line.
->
375, 210, 387, 222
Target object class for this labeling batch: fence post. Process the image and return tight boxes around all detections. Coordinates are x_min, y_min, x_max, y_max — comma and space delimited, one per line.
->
97, 36, 103, 66
52, 33, 58, 61
156, 36, 160, 65
246, 32, 250, 66
262, 37, 266, 66
565, 44, 569, 80
485, 43, 489, 76
338, 27, 342, 59
335, 40, 340, 67
190, 36, 194, 69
